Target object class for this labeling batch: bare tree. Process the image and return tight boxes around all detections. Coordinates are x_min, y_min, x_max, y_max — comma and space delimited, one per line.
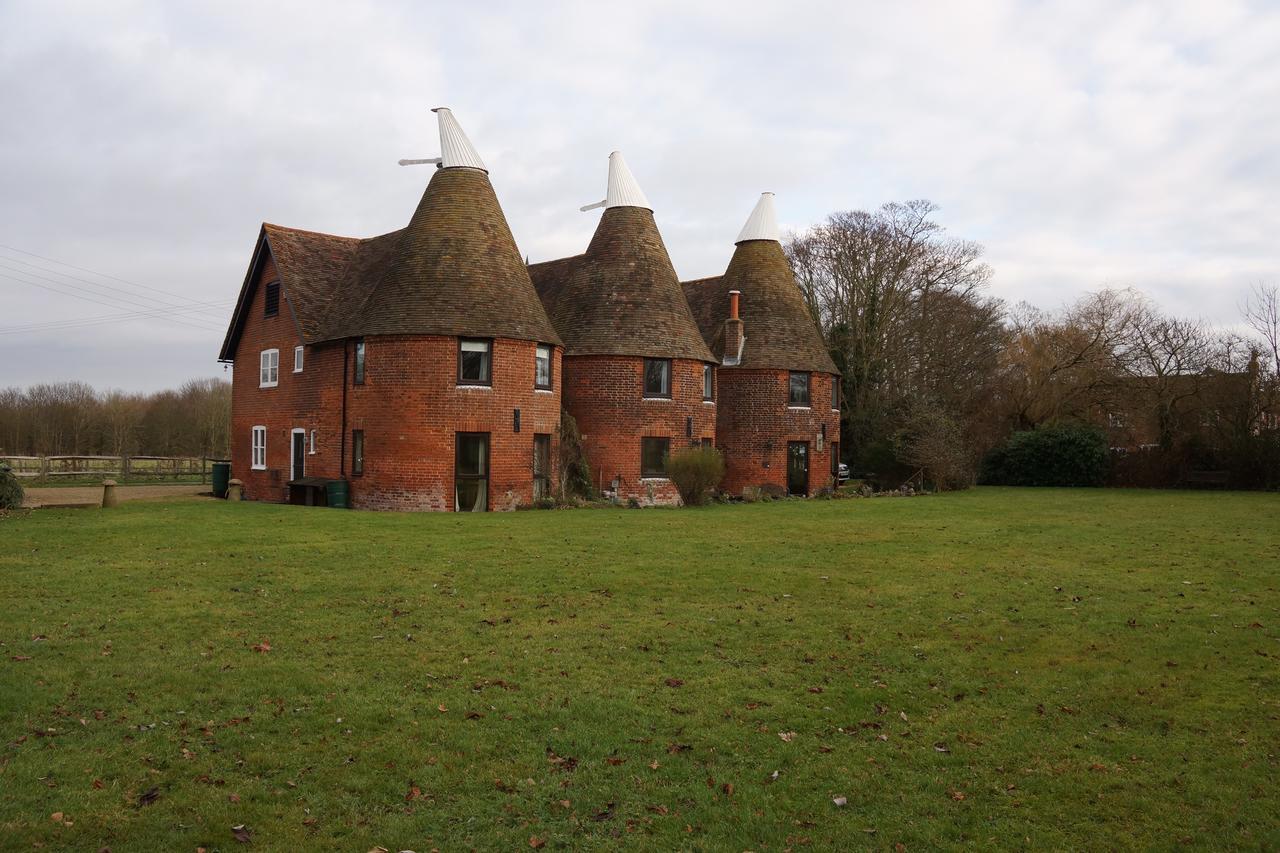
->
1243, 282, 1280, 382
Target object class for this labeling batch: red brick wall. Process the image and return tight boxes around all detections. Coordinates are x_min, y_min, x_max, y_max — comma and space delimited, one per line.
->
230, 255, 346, 503
561, 355, 716, 504
344, 335, 561, 511
230, 251, 562, 511
715, 368, 841, 496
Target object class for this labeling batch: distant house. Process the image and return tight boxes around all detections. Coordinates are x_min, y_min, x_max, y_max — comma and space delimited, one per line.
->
219, 110, 840, 510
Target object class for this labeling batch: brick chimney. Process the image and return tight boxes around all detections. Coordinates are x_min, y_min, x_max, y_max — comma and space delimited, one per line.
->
723, 290, 744, 365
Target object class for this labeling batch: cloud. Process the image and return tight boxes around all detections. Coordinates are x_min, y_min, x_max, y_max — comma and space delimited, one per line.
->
1, 0, 1276, 390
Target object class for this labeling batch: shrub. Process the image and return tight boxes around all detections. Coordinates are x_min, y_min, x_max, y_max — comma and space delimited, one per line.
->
892, 398, 976, 491
980, 423, 1110, 487
666, 446, 725, 506
0, 465, 23, 510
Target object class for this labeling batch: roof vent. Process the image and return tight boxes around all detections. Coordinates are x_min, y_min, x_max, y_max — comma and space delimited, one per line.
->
580, 151, 652, 212
416, 107, 487, 172
735, 192, 780, 243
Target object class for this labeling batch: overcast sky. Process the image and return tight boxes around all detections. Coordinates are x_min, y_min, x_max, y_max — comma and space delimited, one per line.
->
2, 0, 1277, 392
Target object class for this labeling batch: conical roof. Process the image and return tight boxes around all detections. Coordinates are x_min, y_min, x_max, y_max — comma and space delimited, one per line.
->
328, 166, 560, 343
529, 153, 712, 362
681, 194, 837, 374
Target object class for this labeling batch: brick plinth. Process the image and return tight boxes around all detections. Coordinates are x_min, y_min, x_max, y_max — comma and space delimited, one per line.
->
715, 368, 840, 496
561, 355, 716, 504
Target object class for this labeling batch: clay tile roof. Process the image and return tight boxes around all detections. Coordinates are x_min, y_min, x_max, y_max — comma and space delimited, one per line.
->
528, 207, 713, 362
682, 240, 838, 374
322, 167, 560, 344
261, 223, 361, 338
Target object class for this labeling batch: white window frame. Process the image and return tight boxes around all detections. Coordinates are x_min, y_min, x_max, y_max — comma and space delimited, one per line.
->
293, 345, 304, 373
251, 425, 267, 469
259, 349, 279, 388
309, 429, 316, 455
290, 427, 306, 480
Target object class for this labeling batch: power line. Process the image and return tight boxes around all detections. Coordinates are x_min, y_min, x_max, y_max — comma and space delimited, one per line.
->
0, 254, 226, 317
0, 271, 223, 333
0, 300, 233, 335
0, 241, 228, 313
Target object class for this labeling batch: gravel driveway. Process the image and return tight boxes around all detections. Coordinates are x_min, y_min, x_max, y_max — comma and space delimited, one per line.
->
20, 484, 211, 508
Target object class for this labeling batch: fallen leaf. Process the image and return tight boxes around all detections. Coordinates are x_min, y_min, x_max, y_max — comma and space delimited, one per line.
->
252, 641, 271, 653
405, 783, 424, 801
591, 802, 615, 821
464, 711, 484, 720
666, 743, 691, 754
949, 789, 966, 801
779, 731, 797, 742
646, 804, 669, 815
833, 796, 848, 807
557, 799, 570, 808
934, 743, 951, 753
228, 793, 241, 803
50, 812, 63, 822
605, 757, 625, 766
12, 655, 32, 661
529, 837, 546, 849
232, 824, 252, 843
721, 782, 734, 797
437, 704, 447, 713
137, 787, 161, 807
92, 779, 104, 790
664, 678, 684, 688
649, 760, 660, 770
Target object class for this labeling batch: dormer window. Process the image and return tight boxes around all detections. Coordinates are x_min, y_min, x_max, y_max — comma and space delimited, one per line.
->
458, 338, 492, 386
264, 281, 280, 317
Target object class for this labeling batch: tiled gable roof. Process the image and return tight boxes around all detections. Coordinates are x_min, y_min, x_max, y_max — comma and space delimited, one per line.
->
220, 168, 560, 361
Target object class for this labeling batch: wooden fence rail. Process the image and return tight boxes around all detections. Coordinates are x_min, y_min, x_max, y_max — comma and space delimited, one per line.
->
1, 455, 227, 482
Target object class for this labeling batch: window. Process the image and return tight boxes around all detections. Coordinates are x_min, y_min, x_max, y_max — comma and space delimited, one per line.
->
353, 338, 365, 385
309, 429, 316, 455
535, 344, 553, 390
703, 364, 714, 401
458, 338, 492, 386
259, 349, 279, 388
351, 429, 364, 476
789, 372, 810, 407
455, 433, 489, 511
641, 436, 670, 478
701, 437, 713, 449
264, 281, 280, 317
251, 426, 266, 469
831, 376, 840, 411
643, 358, 671, 398
533, 434, 551, 501
294, 345, 304, 373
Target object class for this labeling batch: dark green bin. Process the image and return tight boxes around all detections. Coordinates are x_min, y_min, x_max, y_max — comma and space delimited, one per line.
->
325, 479, 350, 508
211, 461, 231, 499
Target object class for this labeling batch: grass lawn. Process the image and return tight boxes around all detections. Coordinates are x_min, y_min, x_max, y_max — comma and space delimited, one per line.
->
1, 488, 1277, 850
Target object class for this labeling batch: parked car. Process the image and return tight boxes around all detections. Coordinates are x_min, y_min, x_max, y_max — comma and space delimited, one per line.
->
837, 463, 850, 484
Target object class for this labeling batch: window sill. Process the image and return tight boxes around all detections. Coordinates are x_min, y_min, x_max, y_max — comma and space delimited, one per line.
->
259, 382, 278, 389
642, 396, 673, 402
535, 388, 553, 394
456, 384, 493, 390
293, 369, 303, 375
787, 405, 811, 410
251, 464, 267, 471
703, 400, 715, 405
640, 476, 670, 482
